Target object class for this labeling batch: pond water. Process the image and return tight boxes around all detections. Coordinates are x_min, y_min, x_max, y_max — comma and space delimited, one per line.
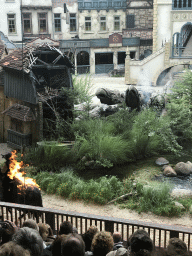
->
153, 173, 192, 191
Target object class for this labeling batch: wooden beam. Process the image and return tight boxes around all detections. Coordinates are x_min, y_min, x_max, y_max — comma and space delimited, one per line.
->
32, 65, 67, 69
36, 59, 49, 66
52, 55, 62, 65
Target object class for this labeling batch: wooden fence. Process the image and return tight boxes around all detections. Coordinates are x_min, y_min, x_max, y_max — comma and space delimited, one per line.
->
0, 201, 192, 250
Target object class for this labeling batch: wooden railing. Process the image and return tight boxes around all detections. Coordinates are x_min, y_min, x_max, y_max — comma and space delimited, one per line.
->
0, 202, 192, 250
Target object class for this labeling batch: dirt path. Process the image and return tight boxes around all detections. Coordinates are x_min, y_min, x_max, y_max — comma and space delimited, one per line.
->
42, 192, 192, 229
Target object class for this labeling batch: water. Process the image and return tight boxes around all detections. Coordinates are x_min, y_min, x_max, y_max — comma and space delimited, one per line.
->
153, 173, 192, 191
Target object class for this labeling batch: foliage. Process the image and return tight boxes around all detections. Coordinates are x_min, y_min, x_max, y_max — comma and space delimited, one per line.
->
32, 169, 129, 205
120, 182, 183, 217
166, 70, 192, 143
129, 108, 182, 157
22, 145, 75, 172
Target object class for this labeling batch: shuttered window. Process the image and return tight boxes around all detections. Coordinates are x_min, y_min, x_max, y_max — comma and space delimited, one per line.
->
126, 15, 135, 29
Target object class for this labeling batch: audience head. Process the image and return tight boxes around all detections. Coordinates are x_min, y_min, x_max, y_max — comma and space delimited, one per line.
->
59, 221, 73, 235
113, 231, 122, 243
72, 226, 78, 234
0, 220, 18, 244
129, 229, 153, 256
38, 223, 54, 241
91, 231, 114, 256
12, 227, 44, 256
82, 225, 98, 251
166, 237, 188, 256
52, 234, 68, 256
61, 233, 85, 256
22, 219, 39, 231
0, 241, 30, 256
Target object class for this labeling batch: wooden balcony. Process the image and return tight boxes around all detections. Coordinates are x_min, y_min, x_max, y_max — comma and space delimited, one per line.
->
7, 129, 32, 149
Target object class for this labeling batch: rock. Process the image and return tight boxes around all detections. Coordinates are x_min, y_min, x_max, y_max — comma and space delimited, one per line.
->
96, 88, 124, 105
163, 165, 177, 177
148, 94, 165, 110
155, 157, 169, 166
174, 201, 185, 209
186, 161, 192, 173
174, 162, 191, 176
125, 86, 141, 111
171, 189, 192, 198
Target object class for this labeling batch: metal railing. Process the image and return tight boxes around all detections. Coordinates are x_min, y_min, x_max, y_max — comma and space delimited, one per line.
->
172, 46, 192, 58
172, 0, 192, 10
0, 201, 192, 250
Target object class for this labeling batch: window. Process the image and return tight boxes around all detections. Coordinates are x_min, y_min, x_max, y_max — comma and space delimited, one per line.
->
54, 13, 61, 32
85, 16, 91, 31
114, 16, 120, 31
7, 14, 16, 34
38, 13, 47, 33
100, 16, 106, 31
126, 15, 135, 29
70, 13, 76, 32
23, 13, 31, 34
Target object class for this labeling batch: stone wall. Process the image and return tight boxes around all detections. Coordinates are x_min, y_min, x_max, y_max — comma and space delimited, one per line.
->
123, 30, 153, 39
126, 9, 153, 29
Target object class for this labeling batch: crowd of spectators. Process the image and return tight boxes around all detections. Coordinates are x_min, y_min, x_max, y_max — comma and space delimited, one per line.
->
0, 218, 191, 256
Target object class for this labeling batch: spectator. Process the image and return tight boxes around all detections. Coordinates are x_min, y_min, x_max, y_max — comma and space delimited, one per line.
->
128, 229, 154, 256
112, 231, 124, 250
61, 233, 85, 256
38, 223, 55, 245
82, 226, 98, 251
59, 221, 73, 235
12, 227, 44, 256
22, 219, 39, 231
52, 234, 68, 256
0, 241, 30, 256
91, 231, 114, 256
0, 220, 18, 245
166, 237, 189, 256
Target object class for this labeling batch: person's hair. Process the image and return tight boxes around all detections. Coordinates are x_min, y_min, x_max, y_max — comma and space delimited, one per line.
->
12, 227, 44, 256
82, 225, 98, 251
59, 221, 73, 235
166, 237, 188, 256
129, 230, 153, 256
22, 219, 39, 231
91, 231, 114, 256
113, 232, 122, 243
0, 220, 18, 244
61, 233, 85, 256
52, 234, 68, 256
38, 223, 54, 241
0, 241, 30, 256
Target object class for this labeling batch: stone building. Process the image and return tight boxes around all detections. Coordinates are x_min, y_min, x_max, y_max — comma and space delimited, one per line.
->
125, 0, 192, 85
123, 0, 153, 59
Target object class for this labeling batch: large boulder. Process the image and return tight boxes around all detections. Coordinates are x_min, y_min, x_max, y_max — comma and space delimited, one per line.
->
155, 157, 169, 166
125, 86, 141, 111
162, 165, 177, 177
96, 88, 124, 105
148, 94, 165, 110
186, 161, 192, 173
174, 162, 191, 176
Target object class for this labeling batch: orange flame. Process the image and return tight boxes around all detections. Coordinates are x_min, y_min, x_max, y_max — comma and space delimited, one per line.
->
7, 150, 40, 189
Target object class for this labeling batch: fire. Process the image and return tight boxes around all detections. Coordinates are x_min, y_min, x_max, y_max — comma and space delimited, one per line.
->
7, 150, 40, 189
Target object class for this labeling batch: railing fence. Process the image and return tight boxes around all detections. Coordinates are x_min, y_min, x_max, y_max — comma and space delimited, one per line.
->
0, 202, 192, 250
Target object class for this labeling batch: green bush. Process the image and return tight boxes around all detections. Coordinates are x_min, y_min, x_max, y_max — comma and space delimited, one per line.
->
166, 70, 192, 143
121, 182, 183, 217
33, 169, 125, 205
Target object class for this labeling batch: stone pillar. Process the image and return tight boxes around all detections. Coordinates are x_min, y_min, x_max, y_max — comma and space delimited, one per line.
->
74, 53, 77, 75
125, 46, 131, 84
90, 49, 95, 74
164, 42, 171, 67
153, 0, 158, 53
113, 51, 118, 70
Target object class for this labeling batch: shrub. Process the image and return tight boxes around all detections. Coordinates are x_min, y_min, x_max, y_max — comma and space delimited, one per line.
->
166, 70, 192, 143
